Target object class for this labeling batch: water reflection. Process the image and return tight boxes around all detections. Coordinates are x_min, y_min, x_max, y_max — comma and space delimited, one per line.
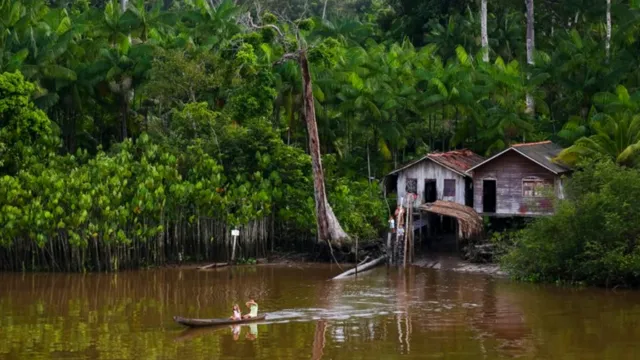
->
2, 265, 640, 359
312, 320, 327, 360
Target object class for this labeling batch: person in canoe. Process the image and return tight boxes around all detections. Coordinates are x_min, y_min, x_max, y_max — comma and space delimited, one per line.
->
242, 299, 258, 319
229, 304, 241, 321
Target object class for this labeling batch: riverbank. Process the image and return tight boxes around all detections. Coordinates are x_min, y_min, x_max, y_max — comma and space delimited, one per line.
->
413, 255, 507, 276
161, 252, 507, 278
160, 251, 334, 270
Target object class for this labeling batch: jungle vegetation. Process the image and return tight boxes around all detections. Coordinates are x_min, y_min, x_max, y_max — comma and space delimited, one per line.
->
2, 0, 640, 277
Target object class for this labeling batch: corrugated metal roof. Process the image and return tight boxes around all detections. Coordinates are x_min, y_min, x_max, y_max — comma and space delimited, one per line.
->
387, 149, 485, 177
512, 141, 572, 174
466, 141, 572, 174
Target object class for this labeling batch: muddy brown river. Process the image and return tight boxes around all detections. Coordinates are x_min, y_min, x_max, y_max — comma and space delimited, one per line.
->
2, 263, 640, 359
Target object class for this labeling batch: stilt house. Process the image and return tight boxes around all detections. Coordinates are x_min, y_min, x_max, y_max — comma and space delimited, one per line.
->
384, 150, 486, 208
465, 141, 572, 216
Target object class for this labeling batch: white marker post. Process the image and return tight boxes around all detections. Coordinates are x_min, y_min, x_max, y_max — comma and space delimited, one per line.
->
231, 228, 240, 262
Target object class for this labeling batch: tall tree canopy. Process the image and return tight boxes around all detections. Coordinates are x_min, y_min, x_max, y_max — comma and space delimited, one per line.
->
3, 0, 640, 270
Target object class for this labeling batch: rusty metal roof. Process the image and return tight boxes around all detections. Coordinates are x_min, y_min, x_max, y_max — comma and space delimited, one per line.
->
387, 149, 485, 177
427, 150, 487, 175
467, 141, 572, 174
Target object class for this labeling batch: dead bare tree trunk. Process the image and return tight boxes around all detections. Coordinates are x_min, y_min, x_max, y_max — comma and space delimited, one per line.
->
525, 0, 535, 115
481, 0, 489, 62
322, 0, 329, 20
299, 49, 349, 246
332, 256, 387, 279
253, 14, 350, 248
606, 0, 611, 62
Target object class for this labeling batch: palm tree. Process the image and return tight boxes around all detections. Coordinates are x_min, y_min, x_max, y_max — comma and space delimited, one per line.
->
122, 0, 177, 42
489, 8, 524, 62
426, 11, 477, 60
19, 7, 78, 109
539, 27, 625, 127
593, 85, 640, 114
328, 41, 414, 173
557, 110, 640, 166
470, 54, 547, 153
181, 0, 241, 50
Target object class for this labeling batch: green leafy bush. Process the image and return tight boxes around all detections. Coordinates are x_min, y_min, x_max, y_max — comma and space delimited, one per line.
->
327, 178, 386, 242
502, 160, 640, 287
0, 72, 58, 174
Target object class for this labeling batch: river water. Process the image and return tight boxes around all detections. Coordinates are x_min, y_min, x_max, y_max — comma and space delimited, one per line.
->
2, 263, 640, 359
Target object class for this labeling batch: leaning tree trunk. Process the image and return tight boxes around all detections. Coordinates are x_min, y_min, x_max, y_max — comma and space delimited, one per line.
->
481, 0, 489, 62
606, 0, 611, 62
299, 49, 349, 246
525, 0, 535, 115
331, 256, 387, 279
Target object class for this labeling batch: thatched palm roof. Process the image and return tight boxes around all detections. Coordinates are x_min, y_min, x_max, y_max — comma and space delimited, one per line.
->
418, 201, 484, 240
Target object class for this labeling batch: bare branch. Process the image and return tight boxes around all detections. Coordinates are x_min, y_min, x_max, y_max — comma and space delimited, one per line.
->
273, 51, 301, 66
245, 12, 284, 38
253, 0, 262, 18
300, 0, 310, 20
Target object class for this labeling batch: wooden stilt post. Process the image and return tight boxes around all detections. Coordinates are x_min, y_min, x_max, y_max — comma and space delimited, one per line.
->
409, 201, 412, 265
409, 212, 422, 264
394, 197, 406, 267
455, 221, 460, 255
387, 215, 394, 267
355, 236, 358, 277
419, 212, 423, 247
404, 199, 412, 268
386, 231, 392, 266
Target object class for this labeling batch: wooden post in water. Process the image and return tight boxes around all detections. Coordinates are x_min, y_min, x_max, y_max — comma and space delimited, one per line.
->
355, 236, 358, 277
404, 201, 412, 268
455, 220, 460, 255
231, 228, 239, 263
387, 215, 394, 267
394, 197, 405, 267
410, 214, 414, 264
386, 231, 392, 266
419, 212, 423, 247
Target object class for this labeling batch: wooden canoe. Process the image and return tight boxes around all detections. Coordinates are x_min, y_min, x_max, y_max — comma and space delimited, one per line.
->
173, 314, 267, 328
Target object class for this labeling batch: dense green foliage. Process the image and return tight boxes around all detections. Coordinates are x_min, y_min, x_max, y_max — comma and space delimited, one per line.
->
502, 160, 640, 287
2, 0, 640, 271
0, 71, 383, 271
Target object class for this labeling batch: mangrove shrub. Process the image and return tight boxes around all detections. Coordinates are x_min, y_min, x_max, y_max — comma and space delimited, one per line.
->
502, 160, 640, 287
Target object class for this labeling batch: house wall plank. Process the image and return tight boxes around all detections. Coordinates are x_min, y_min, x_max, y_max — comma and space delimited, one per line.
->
397, 160, 467, 206
471, 151, 559, 216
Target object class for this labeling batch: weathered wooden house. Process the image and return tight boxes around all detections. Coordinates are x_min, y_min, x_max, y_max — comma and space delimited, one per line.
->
466, 141, 572, 216
384, 150, 486, 207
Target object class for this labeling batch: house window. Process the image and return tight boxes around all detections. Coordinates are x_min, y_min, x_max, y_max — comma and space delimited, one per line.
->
443, 179, 456, 197
522, 178, 549, 197
406, 178, 417, 194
